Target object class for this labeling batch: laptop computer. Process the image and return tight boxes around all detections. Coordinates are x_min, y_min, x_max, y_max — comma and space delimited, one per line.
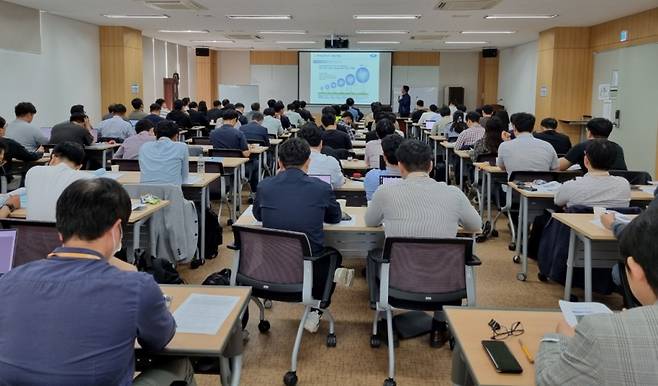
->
425, 120, 436, 131
40, 127, 52, 141
379, 175, 402, 185
310, 174, 332, 188
0, 229, 17, 276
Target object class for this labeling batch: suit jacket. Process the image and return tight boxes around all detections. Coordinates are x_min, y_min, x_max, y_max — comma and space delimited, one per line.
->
536, 303, 658, 386
165, 110, 192, 129
240, 122, 270, 145
207, 108, 223, 123
253, 168, 341, 254
188, 109, 209, 126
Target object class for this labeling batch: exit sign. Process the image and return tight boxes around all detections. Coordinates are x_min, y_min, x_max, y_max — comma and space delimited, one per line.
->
620, 30, 629, 42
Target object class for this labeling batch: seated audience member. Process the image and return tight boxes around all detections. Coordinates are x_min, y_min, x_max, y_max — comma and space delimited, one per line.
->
365, 119, 395, 169
494, 109, 511, 131
497, 112, 558, 177
102, 104, 116, 121
365, 139, 481, 346
535, 204, 658, 386
337, 111, 356, 140
430, 106, 453, 136
364, 134, 403, 200
411, 100, 427, 123
274, 102, 291, 130
418, 104, 440, 127
346, 98, 362, 121
188, 101, 209, 127
262, 107, 284, 137
454, 111, 485, 150
298, 100, 314, 122
479, 104, 494, 129
244, 102, 260, 122
207, 100, 223, 123
128, 98, 148, 120
554, 139, 630, 208
0, 178, 195, 385
155, 98, 170, 118
286, 102, 305, 128
25, 142, 89, 222
114, 119, 156, 160
364, 102, 382, 128
56, 104, 93, 131
321, 113, 352, 151
145, 103, 165, 126
253, 138, 353, 332
0, 142, 20, 218
298, 124, 345, 188
139, 120, 189, 185
240, 112, 270, 146
444, 111, 468, 142
50, 113, 94, 147
165, 100, 193, 129
534, 117, 572, 155
0, 115, 44, 177
234, 103, 248, 125
181, 97, 190, 112
470, 116, 504, 161
98, 103, 135, 141
198, 100, 208, 114
6, 102, 48, 152
559, 118, 627, 172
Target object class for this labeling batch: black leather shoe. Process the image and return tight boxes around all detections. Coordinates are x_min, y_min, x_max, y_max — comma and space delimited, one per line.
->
429, 329, 449, 348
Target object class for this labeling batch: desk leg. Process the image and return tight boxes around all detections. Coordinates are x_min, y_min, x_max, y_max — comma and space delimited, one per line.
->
232, 168, 240, 221
102, 150, 108, 170
258, 153, 263, 182
444, 147, 449, 183
521, 196, 528, 278
584, 237, 593, 302
200, 186, 207, 261
274, 145, 279, 175
514, 194, 524, 280
486, 172, 492, 224
459, 157, 464, 191
230, 355, 243, 386
564, 230, 577, 301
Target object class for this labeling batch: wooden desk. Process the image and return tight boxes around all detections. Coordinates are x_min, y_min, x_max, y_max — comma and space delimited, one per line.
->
352, 140, 366, 148
341, 159, 369, 173
143, 285, 252, 386
553, 213, 637, 302
445, 307, 562, 386
441, 141, 456, 184
350, 148, 365, 159
454, 150, 471, 190
336, 178, 364, 192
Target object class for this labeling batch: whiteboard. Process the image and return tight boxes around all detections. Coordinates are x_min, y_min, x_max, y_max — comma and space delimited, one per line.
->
218, 84, 260, 106
391, 85, 439, 111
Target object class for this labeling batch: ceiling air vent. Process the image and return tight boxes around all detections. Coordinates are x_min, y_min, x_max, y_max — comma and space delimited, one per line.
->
435, 0, 502, 11
144, 1, 207, 11
225, 34, 263, 41
410, 34, 450, 41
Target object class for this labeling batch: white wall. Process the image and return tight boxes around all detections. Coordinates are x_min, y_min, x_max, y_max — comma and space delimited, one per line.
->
142, 37, 193, 106
220, 51, 252, 85
498, 41, 538, 115
392, 66, 440, 109
439, 52, 479, 110
0, 12, 100, 126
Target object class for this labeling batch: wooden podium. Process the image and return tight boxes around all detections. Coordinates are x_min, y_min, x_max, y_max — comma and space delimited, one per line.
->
163, 77, 179, 108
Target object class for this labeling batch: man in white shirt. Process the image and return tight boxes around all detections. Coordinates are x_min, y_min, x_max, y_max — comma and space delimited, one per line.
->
261, 108, 284, 137
25, 142, 89, 222
5, 102, 48, 152
298, 124, 345, 188
418, 104, 440, 127
97, 104, 135, 141
286, 102, 305, 128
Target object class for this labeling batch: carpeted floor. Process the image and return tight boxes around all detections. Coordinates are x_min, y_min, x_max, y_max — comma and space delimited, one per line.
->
178, 201, 623, 386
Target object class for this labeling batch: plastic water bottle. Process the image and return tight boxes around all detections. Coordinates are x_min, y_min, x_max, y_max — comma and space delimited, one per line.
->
198, 157, 205, 174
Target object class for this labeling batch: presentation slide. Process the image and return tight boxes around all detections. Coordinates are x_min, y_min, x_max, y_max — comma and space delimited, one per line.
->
298, 52, 392, 105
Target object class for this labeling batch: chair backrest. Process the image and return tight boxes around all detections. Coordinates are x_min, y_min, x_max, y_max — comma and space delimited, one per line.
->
189, 160, 225, 175
0, 220, 60, 268
379, 155, 386, 170
190, 137, 211, 145
553, 170, 583, 183
565, 205, 642, 215
508, 171, 557, 183
475, 153, 497, 166
247, 139, 267, 146
232, 225, 310, 285
209, 148, 245, 158
383, 237, 471, 295
610, 170, 652, 185
111, 158, 140, 171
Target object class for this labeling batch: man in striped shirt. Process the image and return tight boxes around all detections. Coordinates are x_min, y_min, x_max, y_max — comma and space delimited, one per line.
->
454, 111, 485, 150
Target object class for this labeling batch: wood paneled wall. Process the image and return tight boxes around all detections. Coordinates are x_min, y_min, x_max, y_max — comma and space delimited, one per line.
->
392, 52, 440, 66
99, 26, 143, 114
590, 7, 658, 52
477, 54, 499, 106
250, 51, 298, 65
196, 50, 218, 102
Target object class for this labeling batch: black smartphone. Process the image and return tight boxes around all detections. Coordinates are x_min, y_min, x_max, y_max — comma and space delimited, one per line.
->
481, 340, 523, 374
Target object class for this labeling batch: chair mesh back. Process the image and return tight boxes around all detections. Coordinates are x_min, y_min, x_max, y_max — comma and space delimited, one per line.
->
238, 231, 304, 284
509, 171, 556, 183
389, 242, 466, 294
13, 223, 60, 267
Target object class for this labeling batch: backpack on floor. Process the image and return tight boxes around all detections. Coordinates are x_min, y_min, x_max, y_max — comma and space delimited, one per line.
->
135, 249, 184, 284
201, 207, 222, 260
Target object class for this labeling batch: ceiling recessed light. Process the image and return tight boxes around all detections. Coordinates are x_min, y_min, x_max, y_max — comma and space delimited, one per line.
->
355, 30, 409, 34
227, 15, 292, 20
159, 29, 209, 33
445, 41, 489, 44
259, 30, 307, 35
191, 40, 234, 43
353, 15, 420, 20
484, 14, 558, 19
357, 41, 401, 44
461, 30, 516, 34
103, 14, 169, 19
275, 40, 316, 44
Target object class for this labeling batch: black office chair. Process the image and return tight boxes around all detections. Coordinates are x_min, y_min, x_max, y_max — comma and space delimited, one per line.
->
97, 137, 124, 143
610, 170, 652, 185
370, 237, 479, 386
190, 137, 211, 146
228, 226, 339, 386
110, 158, 140, 171
0, 220, 60, 268
208, 149, 245, 158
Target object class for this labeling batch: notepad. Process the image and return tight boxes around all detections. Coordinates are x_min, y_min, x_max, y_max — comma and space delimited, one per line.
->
173, 294, 240, 335
559, 300, 612, 327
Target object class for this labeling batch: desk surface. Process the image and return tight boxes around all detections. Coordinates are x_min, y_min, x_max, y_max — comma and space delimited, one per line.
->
117, 171, 220, 188
473, 162, 503, 174
248, 145, 269, 154
341, 159, 369, 170
429, 135, 447, 142
269, 138, 283, 145
441, 141, 456, 149
140, 285, 251, 355
445, 307, 562, 386
455, 149, 471, 159
509, 182, 655, 201
86, 143, 121, 151
352, 140, 366, 148
337, 178, 365, 192
552, 213, 637, 240
10, 199, 170, 224
189, 156, 249, 169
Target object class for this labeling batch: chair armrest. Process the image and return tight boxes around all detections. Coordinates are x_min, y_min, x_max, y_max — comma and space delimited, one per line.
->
466, 255, 482, 266
227, 244, 239, 251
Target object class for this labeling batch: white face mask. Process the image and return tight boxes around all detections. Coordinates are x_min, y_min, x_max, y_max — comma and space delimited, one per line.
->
111, 226, 123, 256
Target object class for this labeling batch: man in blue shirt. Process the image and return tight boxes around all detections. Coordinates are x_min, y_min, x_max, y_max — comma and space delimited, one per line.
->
139, 120, 190, 185
144, 103, 165, 126
364, 134, 403, 200
240, 112, 270, 146
0, 178, 195, 385
97, 103, 135, 141
397, 85, 411, 118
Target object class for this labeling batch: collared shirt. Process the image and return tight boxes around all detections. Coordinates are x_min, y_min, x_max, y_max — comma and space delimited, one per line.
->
128, 110, 148, 120
5, 119, 48, 152
286, 111, 305, 128
262, 115, 284, 137
139, 137, 189, 185
114, 131, 156, 160
565, 139, 627, 172
98, 116, 135, 140
253, 168, 341, 254
554, 173, 630, 208
348, 107, 360, 121
364, 165, 401, 201
49, 122, 94, 147
497, 132, 559, 177
0, 247, 175, 386
365, 139, 383, 169
454, 124, 485, 150
240, 122, 270, 146
365, 172, 482, 237
308, 150, 345, 188
25, 163, 91, 222
418, 111, 440, 127
210, 124, 249, 151
431, 116, 452, 136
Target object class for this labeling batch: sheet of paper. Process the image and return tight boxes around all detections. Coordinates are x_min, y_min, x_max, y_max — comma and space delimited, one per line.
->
640, 185, 656, 194
590, 218, 605, 229
173, 293, 240, 335
602, 101, 612, 121
131, 202, 146, 211
559, 300, 613, 327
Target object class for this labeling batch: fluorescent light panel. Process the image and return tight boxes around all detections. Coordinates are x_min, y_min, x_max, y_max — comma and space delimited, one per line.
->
355, 30, 409, 34
445, 41, 488, 44
461, 30, 516, 34
275, 41, 316, 44
103, 14, 169, 19
191, 40, 233, 43
353, 15, 420, 20
357, 41, 401, 44
259, 30, 307, 34
159, 29, 209, 33
484, 14, 558, 19
227, 15, 292, 20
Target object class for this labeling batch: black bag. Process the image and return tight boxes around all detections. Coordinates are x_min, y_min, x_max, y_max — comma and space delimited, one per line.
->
135, 249, 184, 284
202, 207, 222, 260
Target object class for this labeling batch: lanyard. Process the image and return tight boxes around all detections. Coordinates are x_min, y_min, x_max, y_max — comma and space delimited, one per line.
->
47, 247, 104, 261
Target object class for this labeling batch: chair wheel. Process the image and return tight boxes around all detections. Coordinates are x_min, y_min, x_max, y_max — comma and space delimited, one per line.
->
227, 219, 234, 226
258, 320, 271, 333
264, 299, 273, 309
512, 255, 521, 264
538, 273, 548, 282
508, 242, 517, 251
370, 334, 381, 348
283, 371, 298, 386
326, 333, 337, 347
449, 337, 456, 350
491, 229, 499, 237
383, 378, 397, 386
516, 272, 527, 281
190, 258, 204, 269
475, 234, 488, 243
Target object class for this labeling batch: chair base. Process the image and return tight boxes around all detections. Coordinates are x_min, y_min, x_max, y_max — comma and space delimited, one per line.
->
393, 311, 433, 339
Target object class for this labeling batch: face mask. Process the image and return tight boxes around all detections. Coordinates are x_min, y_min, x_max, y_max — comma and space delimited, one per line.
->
111, 226, 123, 256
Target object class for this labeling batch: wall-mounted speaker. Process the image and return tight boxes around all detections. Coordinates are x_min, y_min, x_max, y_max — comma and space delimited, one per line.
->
482, 48, 498, 58
195, 47, 210, 57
